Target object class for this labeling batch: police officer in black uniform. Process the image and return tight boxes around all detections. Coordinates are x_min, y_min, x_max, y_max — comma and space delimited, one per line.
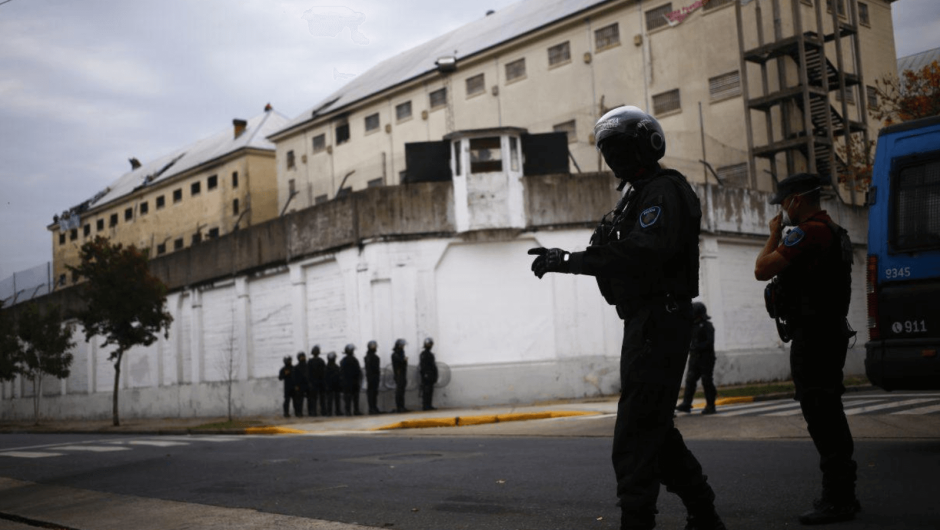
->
308, 345, 326, 416
419, 337, 439, 411
325, 352, 343, 416
528, 106, 725, 530
340, 343, 363, 416
391, 339, 409, 413
277, 356, 293, 418
755, 172, 858, 525
292, 351, 309, 417
676, 302, 718, 415
364, 340, 383, 414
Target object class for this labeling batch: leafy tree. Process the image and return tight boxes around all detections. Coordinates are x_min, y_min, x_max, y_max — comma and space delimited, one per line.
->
15, 303, 75, 424
68, 237, 173, 426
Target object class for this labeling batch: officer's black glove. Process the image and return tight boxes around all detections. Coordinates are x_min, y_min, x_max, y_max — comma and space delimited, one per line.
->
528, 247, 571, 279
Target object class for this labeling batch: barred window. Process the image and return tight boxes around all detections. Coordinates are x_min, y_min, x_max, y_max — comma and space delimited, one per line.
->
140, 201, 149, 215
858, 2, 870, 25
70, 228, 77, 241
548, 41, 571, 67
466, 73, 485, 97
59, 233, 65, 245
646, 3, 673, 32
505, 58, 526, 82
110, 213, 119, 226
892, 157, 940, 252
470, 137, 502, 174
125, 207, 133, 220
595, 23, 620, 50
336, 121, 350, 144
396, 101, 412, 121
704, 0, 734, 10
367, 177, 384, 188
709, 71, 742, 100
312, 133, 326, 153
208, 228, 219, 239
156, 195, 165, 209
232, 198, 239, 215
653, 88, 681, 115
173, 238, 183, 250
553, 120, 577, 144
826, 0, 846, 16
191, 181, 201, 196
96, 219, 104, 231
429, 88, 447, 109
716, 163, 749, 188
315, 194, 328, 205
157, 243, 166, 255
867, 85, 879, 110
287, 150, 296, 169
365, 113, 380, 132
835, 87, 856, 105
83, 224, 90, 237
207, 175, 217, 190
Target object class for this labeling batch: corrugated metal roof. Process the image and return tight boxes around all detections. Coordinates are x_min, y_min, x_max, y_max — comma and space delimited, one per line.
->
897, 46, 940, 75
272, 0, 611, 138
65, 108, 290, 218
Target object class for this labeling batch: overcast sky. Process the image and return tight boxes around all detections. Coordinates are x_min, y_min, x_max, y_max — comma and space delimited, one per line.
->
1, 0, 937, 283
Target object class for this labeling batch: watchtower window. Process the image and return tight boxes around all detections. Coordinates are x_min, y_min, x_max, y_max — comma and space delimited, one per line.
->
469, 137, 502, 174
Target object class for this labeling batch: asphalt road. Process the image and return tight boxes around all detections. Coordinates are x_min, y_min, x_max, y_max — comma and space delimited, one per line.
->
1, 424, 938, 529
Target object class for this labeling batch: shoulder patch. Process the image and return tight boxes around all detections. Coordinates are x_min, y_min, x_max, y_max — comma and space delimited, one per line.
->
640, 206, 662, 228
783, 227, 806, 247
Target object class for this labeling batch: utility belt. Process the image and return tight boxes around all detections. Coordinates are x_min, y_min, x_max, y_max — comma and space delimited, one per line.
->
616, 293, 691, 320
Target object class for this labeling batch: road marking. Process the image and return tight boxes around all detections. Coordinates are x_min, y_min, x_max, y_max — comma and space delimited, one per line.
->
125, 440, 190, 447
764, 399, 884, 417
844, 398, 939, 416
57, 445, 130, 452
718, 402, 803, 416
157, 435, 242, 442
0, 452, 64, 459
894, 402, 940, 415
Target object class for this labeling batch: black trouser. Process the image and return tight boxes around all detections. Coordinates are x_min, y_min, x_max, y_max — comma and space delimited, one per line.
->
421, 382, 434, 410
291, 389, 304, 417
395, 379, 406, 411
613, 300, 718, 530
367, 377, 380, 412
330, 390, 342, 415
343, 388, 361, 416
790, 319, 857, 502
681, 353, 716, 408
307, 385, 322, 417
282, 393, 291, 417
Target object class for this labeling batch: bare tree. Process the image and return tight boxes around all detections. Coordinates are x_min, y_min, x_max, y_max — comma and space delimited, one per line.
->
214, 306, 241, 422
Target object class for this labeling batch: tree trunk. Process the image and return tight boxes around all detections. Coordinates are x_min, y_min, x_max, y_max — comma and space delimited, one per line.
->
33, 374, 42, 426
112, 350, 123, 426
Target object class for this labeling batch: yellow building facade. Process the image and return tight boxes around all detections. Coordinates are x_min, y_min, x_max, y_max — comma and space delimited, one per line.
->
269, 0, 896, 211
49, 107, 289, 285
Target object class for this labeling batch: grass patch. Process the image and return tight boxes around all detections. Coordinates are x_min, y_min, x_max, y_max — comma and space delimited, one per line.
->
193, 419, 265, 430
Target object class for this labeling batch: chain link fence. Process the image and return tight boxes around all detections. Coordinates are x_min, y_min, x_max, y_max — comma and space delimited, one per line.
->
0, 262, 54, 307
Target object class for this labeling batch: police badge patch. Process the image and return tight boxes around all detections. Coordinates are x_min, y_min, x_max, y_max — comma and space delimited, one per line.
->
783, 227, 806, 247
639, 206, 662, 228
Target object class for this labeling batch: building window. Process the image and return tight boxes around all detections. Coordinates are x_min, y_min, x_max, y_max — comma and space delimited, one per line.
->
312, 134, 326, 153
548, 41, 571, 67
140, 201, 149, 215
653, 88, 682, 115
709, 71, 742, 100
835, 87, 856, 105
469, 137, 502, 174
208, 227, 219, 239
71, 271, 78, 283
232, 171, 239, 188
595, 23, 620, 50
367, 177, 384, 188
83, 224, 90, 237
826, 0, 846, 16
453, 140, 462, 175
173, 238, 184, 250
396, 101, 412, 121
156, 195, 165, 209
646, 3, 673, 32
704, 0, 734, 10
429, 88, 447, 109
716, 163, 749, 188
505, 58, 526, 82
288, 179, 296, 196
287, 150, 296, 169
124, 207, 133, 221
173, 189, 182, 203
110, 213, 118, 227
192, 233, 202, 245
365, 113, 380, 132
336, 121, 350, 145
59, 233, 65, 245
867, 85, 879, 110
510, 136, 520, 172
207, 175, 218, 190
70, 228, 77, 241
96, 219, 104, 231
315, 194, 328, 205
157, 243, 166, 255
191, 181, 201, 196
858, 2, 870, 25
466, 73, 485, 97
553, 120, 577, 144
232, 198, 239, 215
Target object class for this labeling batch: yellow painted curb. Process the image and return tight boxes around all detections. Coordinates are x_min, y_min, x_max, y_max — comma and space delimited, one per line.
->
244, 426, 309, 435
374, 410, 599, 431
690, 396, 755, 409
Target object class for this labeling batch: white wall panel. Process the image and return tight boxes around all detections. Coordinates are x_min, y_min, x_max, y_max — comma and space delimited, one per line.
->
305, 260, 347, 354
250, 273, 293, 378
201, 285, 238, 382
718, 241, 781, 351
127, 342, 156, 388
66, 334, 90, 394
178, 294, 193, 383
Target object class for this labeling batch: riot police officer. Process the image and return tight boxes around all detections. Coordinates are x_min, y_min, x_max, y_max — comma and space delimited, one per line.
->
529, 106, 725, 530
364, 340, 383, 414
292, 352, 309, 417
325, 352, 343, 416
419, 337, 439, 411
308, 345, 326, 416
391, 339, 409, 413
340, 343, 363, 416
676, 302, 718, 415
277, 356, 293, 418
755, 172, 858, 525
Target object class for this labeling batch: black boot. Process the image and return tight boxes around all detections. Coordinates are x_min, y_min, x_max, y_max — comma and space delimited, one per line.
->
676, 403, 693, 413
701, 405, 717, 415
799, 498, 860, 525
684, 510, 727, 530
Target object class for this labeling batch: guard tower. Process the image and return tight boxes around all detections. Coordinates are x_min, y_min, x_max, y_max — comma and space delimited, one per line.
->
736, 0, 871, 205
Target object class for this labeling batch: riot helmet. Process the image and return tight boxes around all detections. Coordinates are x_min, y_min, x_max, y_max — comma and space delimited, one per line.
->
283, 356, 292, 366
344, 343, 356, 355
692, 302, 709, 321
310, 345, 321, 357
297, 351, 306, 361
367, 340, 377, 351
594, 106, 666, 187
423, 337, 434, 349
394, 338, 406, 350
327, 351, 337, 362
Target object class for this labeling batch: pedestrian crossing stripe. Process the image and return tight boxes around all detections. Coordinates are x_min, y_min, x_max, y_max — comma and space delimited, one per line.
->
0, 451, 64, 458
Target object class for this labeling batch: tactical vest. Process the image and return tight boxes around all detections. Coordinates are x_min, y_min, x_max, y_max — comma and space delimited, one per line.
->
777, 218, 853, 321
590, 169, 701, 311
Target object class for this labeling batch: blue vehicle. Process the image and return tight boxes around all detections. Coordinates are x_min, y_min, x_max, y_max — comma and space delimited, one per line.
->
864, 115, 940, 390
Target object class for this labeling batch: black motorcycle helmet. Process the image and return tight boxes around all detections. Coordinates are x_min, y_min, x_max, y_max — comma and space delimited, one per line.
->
692, 302, 709, 320
423, 337, 434, 349
594, 106, 666, 187
367, 340, 377, 351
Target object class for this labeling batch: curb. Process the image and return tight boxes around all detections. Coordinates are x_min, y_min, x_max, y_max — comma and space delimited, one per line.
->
244, 426, 309, 435
374, 410, 599, 431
